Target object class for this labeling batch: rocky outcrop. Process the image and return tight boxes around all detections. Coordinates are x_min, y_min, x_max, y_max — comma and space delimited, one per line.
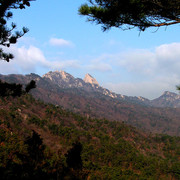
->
151, 91, 180, 108
42, 70, 84, 88
84, 74, 99, 86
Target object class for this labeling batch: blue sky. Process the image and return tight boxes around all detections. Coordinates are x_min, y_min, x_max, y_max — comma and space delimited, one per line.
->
1, 0, 180, 99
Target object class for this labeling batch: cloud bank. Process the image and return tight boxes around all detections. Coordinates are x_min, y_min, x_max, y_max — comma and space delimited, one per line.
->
101, 42, 180, 99
0, 45, 79, 75
118, 43, 180, 77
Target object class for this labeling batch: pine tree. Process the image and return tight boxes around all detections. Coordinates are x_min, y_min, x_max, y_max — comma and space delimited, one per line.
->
0, 0, 34, 62
79, 0, 180, 31
25, 80, 36, 93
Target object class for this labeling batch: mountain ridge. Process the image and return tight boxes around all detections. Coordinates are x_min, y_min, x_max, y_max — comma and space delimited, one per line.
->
41, 70, 180, 107
1, 71, 179, 106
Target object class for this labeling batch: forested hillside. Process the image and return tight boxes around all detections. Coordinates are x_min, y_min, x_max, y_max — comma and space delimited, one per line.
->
0, 94, 180, 179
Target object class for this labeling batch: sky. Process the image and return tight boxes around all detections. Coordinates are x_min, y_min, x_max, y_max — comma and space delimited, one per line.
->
0, 0, 180, 99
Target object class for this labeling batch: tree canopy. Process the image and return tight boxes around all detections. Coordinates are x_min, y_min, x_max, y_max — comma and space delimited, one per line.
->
25, 80, 36, 93
79, 0, 180, 31
0, 0, 34, 62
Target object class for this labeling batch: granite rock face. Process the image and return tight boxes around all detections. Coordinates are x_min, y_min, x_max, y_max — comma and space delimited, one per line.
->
84, 73, 99, 86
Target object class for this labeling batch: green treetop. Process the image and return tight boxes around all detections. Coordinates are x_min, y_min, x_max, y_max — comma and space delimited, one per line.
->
0, 0, 34, 62
79, 0, 180, 31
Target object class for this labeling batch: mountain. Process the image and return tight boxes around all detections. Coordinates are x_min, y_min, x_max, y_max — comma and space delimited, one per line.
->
1, 71, 180, 107
42, 71, 118, 98
151, 91, 180, 108
0, 71, 180, 136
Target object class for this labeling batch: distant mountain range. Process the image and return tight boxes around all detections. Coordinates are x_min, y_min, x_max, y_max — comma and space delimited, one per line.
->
1, 70, 180, 108
1, 71, 180, 136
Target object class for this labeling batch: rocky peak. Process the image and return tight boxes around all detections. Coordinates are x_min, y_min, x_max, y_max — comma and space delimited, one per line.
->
150, 91, 180, 107
158, 91, 180, 101
84, 74, 99, 86
42, 70, 77, 89
162, 91, 178, 97
43, 70, 74, 82
58, 70, 73, 80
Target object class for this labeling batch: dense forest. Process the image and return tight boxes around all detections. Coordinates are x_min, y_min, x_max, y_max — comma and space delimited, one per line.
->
0, 94, 180, 179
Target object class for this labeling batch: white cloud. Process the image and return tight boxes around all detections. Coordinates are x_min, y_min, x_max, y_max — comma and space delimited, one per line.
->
155, 43, 180, 74
0, 45, 79, 74
118, 50, 156, 75
156, 43, 180, 61
49, 38, 74, 47
116, 43, 180, 77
